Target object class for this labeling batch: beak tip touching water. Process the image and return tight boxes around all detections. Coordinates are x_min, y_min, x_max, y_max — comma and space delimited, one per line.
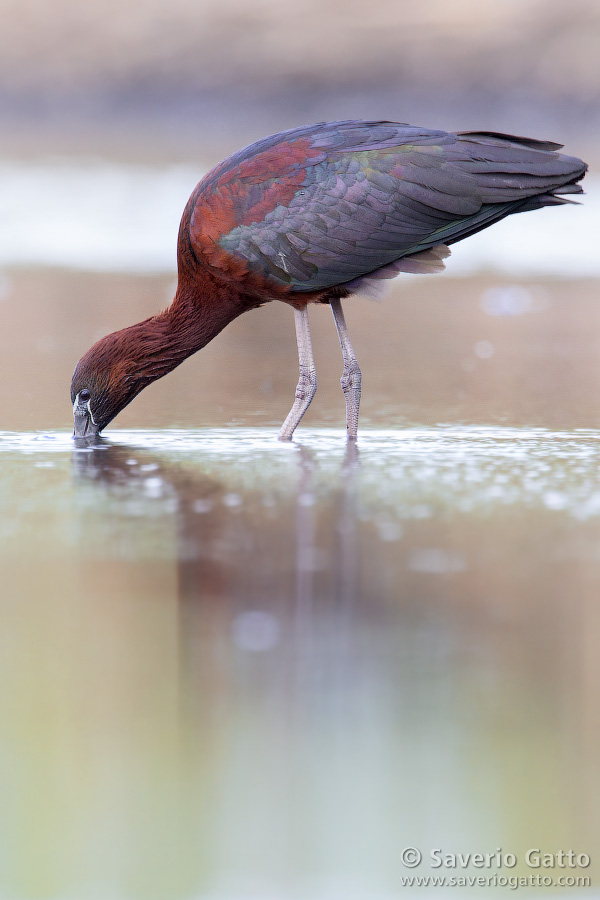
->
73, 411, 100, 439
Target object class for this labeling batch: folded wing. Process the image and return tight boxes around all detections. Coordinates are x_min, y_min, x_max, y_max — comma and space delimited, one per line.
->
188, 120, 587, 293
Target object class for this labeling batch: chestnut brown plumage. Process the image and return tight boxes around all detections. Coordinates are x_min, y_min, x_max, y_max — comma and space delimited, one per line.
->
72, 120, 587, 439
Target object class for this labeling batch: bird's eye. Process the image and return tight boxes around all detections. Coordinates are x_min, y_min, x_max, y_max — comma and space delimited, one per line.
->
79, 389, 91, 402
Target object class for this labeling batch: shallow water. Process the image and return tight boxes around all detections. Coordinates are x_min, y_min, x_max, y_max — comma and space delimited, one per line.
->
1, 426, 599, 898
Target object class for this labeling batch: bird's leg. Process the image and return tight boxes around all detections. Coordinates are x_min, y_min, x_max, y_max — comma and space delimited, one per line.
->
330, 298, 361, 440
278, 305, 317, 441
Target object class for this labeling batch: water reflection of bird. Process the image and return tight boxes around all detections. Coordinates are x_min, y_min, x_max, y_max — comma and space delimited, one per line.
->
71, 438, 361, 620
72, 121, 587, 440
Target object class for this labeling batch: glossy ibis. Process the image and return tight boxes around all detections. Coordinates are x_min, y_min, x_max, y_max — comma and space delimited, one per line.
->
72, 120, 587, 440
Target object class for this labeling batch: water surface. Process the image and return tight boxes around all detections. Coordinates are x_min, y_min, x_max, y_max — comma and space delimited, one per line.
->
1, 427, 598, 897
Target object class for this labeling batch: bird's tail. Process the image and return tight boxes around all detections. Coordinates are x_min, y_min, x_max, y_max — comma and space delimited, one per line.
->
517, 181, 585, 212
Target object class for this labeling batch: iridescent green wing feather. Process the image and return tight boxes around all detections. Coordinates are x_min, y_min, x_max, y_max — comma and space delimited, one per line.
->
189, 121, 586, 292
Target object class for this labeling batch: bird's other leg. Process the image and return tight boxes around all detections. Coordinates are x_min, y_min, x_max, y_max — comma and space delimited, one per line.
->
278, 305, 317, 441
330, 298, 361, 440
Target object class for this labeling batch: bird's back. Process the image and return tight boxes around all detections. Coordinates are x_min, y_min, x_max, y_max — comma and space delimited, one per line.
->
184, 120, 587, 295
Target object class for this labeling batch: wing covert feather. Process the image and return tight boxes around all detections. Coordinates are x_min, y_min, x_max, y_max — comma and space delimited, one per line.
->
187, 120, 586, 293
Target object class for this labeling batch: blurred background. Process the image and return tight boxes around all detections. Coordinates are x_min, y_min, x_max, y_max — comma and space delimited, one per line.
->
1, 0, 600, 160
0, 0, 599, 431
1, 1, 600, 898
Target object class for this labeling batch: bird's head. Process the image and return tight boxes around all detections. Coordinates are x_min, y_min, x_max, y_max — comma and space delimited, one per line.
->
71, 293, 229, 438
71, 329, 152, 437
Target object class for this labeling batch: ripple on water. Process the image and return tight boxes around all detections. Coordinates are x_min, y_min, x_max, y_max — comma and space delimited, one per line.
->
2, 426, 600, 520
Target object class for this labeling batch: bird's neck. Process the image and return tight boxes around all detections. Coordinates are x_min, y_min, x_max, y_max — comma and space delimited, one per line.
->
130, 276, 257, 384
